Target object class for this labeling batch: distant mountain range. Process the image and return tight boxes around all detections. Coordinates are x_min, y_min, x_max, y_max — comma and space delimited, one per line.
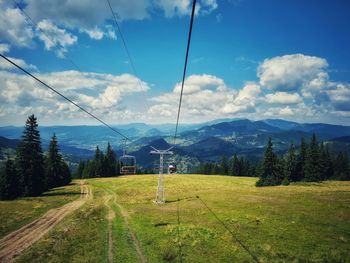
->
1, 119, 350, 170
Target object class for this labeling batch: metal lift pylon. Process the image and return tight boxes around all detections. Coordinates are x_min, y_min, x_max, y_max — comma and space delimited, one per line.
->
150, 146, 174, 204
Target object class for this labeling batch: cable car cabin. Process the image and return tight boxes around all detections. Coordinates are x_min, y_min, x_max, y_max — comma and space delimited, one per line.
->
119, 155, 136, 175
168, 164, 177, 174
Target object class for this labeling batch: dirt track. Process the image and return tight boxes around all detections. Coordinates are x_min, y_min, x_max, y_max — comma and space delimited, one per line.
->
103, 188, 147, 263
0, 183, 90, 263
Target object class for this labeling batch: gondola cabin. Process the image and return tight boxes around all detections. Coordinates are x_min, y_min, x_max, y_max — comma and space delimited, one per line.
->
168, 164, 177, 174
119, 154, 136, 175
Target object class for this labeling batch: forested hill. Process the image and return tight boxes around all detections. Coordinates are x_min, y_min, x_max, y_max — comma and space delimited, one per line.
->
1, 119, 350, 168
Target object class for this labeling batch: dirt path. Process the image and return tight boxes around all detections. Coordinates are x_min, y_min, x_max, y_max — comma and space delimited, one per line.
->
0, 182, 91, 263
103, 188, 147, 263
104, 195, 116, 263
115, 201, 147, 263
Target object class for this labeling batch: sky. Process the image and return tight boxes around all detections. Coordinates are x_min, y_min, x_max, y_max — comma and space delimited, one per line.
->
0, 0, 350, 126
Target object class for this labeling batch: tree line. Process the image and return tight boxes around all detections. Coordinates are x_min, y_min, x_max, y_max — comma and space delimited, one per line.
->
195, 133, 350, 186
195, 155, 255, 176
74, 143, 119, 179
256, 134, 350, 186
0, 115, 71, 200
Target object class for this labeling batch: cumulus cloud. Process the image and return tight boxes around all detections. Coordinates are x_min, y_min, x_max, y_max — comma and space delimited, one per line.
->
258, 54, 328, 91
0, 0, 218, 57
0, 2, 34, 48
222, 83, 261, 114
36, 20, 78, 57
81, 25, 117, 40
326, 83, 350, 111
0, 43, 10, 53
265, 92, 302, 105
173, 74, 225, 94
148, 74, 262, 122
0, 56, 37, 71
0, 69, 150, 123
257, 53, 350, 121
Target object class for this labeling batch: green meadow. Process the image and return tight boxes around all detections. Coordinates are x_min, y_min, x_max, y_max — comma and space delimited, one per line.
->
3, 175, 350, 262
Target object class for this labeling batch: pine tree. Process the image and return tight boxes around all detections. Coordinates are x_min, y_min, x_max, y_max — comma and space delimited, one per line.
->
104, 142, 117, 177
256, 138, 282, 186
333, 152, 350, 180
45, 134, 71, 188
16, 115, 46, 196
305, 133, 322, 182
75, 160, 85, 179
219, 155, 229, 175
319, 143, 334, 180
230, 154, 240, 176
296, 137, 307, 181
94, 146, 103, 177
0, 158, 21, 200
284, 143, 297, 182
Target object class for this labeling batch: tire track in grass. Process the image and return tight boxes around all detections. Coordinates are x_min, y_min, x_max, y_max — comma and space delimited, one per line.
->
104, 194, 116, 263
0, 182, 91, 263
101, 186, 147, 263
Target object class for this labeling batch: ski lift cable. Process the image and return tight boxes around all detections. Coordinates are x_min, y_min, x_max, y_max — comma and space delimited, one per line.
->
172, 1, 197, 262
173, 0, 197, 146
11, 0, 118, 111
106, 0, 145, 92
195, 195, 259, 263
0, 54, 136, 142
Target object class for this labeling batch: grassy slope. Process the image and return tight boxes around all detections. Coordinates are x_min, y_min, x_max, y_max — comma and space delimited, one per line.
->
17, 184, 109, 263
0, 183, 81, 239
11, 175, 350, 262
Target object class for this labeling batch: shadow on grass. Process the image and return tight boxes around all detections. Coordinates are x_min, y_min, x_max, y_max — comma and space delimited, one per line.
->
165, 196, 197, 203
154, 222, 170, 227
41, 191, 81, 197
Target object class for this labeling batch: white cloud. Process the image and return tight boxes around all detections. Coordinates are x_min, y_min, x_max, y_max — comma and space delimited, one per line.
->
148, 75, 261, 122
265, 92, 302, 105
81, 25, 117, 40
258, 54, 328, 91
36, 20, 77, 58
279, 106, 294, 116
24, 0, 217, 28
148, 103, 175, 117
0, 43, 10, 53
326, 83, 350, 111
83, 27, 104, 40
222, 83, 261, 114
0, 56, 37, 71
173, 74, 225, 94
0, 0, 216, 57
0, 2, 34, 48
0, 69, 150, 121
156, 0, 217, 17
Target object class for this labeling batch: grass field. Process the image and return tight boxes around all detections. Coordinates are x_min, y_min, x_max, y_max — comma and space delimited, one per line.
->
0, 182, 81, 239
5, 175, 350, 262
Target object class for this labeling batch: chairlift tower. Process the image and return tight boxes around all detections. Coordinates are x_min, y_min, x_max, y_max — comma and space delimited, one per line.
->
150, 146, 173, 204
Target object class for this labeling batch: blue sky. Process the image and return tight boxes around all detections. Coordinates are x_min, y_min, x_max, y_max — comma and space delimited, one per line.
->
0, 0, 350, 126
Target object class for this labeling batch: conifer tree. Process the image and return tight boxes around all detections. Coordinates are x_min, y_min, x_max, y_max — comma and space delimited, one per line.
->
0, 158, 21, 200
45, 134, 71, 188
94, 146, 103, 177
333, 152, 350, 180
319, 143, 334, 180
256, 138, 282, 186
16, 114, 46, 196
230, 154, 240, 176
104, 142, 117, 177
75, 160, 85, 179
219, 155, 229, 175
296, 137, 307, 181
305, 133, 322, 182
284, 143, 297, 182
